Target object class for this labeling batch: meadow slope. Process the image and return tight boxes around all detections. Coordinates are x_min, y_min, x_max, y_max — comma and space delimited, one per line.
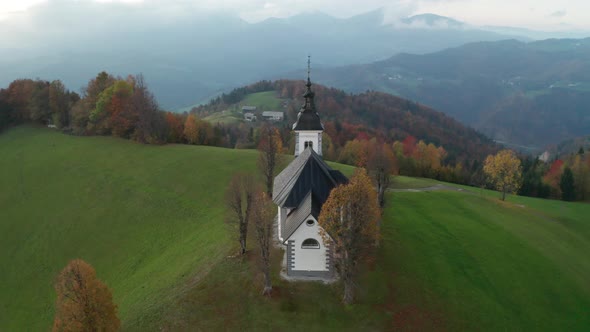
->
1, 126, 589, 331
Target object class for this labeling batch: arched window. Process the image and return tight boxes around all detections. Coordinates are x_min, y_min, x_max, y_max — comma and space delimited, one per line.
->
301, 238, 320, 249
304, 141, 313, 149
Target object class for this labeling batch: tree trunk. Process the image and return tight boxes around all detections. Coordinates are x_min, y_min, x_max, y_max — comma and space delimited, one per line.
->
502, 188, 506, 201
240, 219, 248, 254
239, 237, 246, 255
341, 250, 354, 304
262, 269, 272, 296
342, 274, 354, 304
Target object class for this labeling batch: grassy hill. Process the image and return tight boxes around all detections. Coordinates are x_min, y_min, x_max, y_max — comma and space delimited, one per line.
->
202, 91, 284, 124
1, 126, 589, 331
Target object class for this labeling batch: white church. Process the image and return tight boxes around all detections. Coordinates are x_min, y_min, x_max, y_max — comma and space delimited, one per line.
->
272, 68, 348, 279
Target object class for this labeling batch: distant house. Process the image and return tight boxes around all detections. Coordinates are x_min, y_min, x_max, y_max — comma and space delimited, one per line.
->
241, 106, 257, 113
262, 111, 284, 121
539, 151, 551, 162
244, 112, 257, 122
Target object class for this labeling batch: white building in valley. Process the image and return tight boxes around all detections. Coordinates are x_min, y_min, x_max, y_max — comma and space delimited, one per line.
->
272, 66, 347, 279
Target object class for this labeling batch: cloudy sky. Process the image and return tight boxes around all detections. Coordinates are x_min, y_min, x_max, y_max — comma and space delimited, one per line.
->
0, 0, 589, 30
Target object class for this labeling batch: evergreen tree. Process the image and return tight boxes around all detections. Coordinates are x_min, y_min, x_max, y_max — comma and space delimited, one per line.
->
560, 167, 576, 201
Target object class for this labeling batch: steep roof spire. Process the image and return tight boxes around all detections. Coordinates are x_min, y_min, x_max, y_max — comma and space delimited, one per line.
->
302, 55, 315, 111
292, 55, 323, 131
307, 54, 311, 87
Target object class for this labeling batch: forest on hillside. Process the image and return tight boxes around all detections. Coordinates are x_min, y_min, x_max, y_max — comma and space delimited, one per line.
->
2, 74, 589, 201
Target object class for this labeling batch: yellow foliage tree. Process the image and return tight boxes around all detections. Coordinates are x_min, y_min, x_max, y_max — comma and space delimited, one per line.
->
483, 149, 522, 201
318, 169, 380, 304
53, 259, 120, 332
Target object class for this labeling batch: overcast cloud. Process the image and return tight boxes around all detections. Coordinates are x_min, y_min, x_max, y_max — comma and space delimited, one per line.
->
1, 0, 589, 30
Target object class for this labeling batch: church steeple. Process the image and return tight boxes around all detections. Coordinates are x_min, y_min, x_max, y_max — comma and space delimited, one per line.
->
293, 56, 323, 156
302, 55, 316, 113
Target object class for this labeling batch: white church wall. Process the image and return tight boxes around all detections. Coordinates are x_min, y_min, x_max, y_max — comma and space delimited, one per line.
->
295, 130, 322, 156
289, 215, 329, 271
277, 207, 289, 242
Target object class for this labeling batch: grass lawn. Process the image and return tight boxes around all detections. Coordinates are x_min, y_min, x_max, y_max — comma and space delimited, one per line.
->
203, 109, 242, 124
0, 126, 258, 330
390, 176, 440, 189
150, 189, 590, 331
241, 91, 282, 110
1, 126, 589, 331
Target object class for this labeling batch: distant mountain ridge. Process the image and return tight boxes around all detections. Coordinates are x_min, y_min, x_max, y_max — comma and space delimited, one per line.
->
0, 5, 535, 110
306, 38, 590, 150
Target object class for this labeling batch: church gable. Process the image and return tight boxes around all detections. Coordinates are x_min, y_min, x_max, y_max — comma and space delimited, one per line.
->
279, 191, 322, 242
272, 147, 346, 209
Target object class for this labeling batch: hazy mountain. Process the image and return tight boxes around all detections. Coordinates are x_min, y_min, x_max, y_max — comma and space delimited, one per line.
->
0, 4, 527, 110
400, 13, 465, 29
307, 38, 590, 151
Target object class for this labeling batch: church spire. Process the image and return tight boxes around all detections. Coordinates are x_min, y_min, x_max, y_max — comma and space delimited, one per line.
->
302, 55, 315, 112
292, 55, 324, 156
306, 55, 312, 88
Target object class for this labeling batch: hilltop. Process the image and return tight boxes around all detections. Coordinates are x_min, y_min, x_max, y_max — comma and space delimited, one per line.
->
1, 126, 589, 330
194, 80, 498, 163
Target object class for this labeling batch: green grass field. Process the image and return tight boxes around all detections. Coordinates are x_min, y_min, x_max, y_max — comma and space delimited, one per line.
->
1, 126, 589, 331
203, 109, 242, 124
241, 91, 282, 110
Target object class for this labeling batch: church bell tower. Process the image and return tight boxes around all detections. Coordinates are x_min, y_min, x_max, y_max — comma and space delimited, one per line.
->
293, 56, 323, 156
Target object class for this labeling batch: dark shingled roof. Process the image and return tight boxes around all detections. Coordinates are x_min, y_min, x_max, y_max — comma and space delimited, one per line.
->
292, 79, 324, 131
273, 147, 348, 209
280, 191, 322, 241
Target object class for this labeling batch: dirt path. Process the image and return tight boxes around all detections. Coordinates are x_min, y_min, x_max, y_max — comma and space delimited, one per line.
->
388, 184, 473, 193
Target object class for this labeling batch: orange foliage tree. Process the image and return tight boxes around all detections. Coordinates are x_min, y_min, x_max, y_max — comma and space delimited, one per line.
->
543, 159, 564, 198
165, 112, 184, 143
318, 169, 380, 304
53, 259, 120, 332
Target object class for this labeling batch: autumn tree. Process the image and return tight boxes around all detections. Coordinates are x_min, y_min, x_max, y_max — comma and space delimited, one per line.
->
53, 259, 120, 332
29, 81, 51, 123
318, 169, 380, 304
108, 80, 135, 138
543, 159, 564, 198
367, 141, 397, 208
183, 114, 214, 145
131, 74, 167, 144
183, 114, 199, 144
483, 149, 523, 201
49, 80, 70, 128
226, 173, 254, 255
338, 139, 369, 167
560, 167, 576, 201
258, 125, 283, 196
165, 112, 184, 143
572, 155, 590, 201
251, 191, 275, 296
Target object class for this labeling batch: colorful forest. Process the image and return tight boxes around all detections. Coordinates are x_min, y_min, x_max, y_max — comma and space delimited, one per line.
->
1, 74, 589, 202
